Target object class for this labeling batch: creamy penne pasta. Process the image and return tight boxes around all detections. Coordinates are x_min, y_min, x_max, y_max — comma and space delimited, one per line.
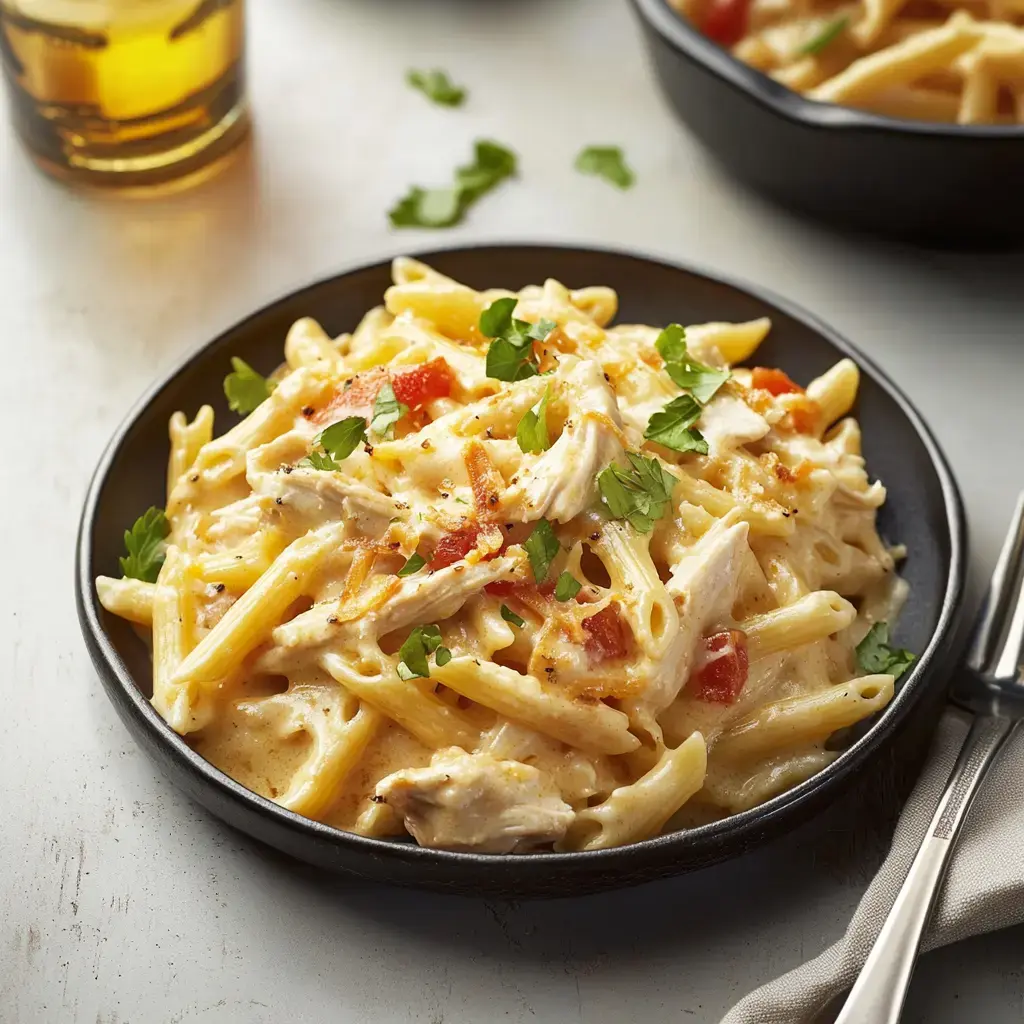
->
675, 0, 1024, 125
95, 259, 913, 854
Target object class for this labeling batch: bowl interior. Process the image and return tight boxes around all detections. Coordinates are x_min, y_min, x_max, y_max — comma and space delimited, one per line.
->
79, 244, 965, 895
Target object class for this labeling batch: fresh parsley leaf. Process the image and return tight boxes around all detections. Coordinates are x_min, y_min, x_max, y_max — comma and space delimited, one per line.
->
370, 381, 409, 440
597, 453, 678, 534
397, 624, 444, 679
797, 14, 849, 56
523, 519, 560, 583
406, 68, 466, 107
554, 572, 582, 602
528, 318, 557, 341
223, 357, 273, 415
654, 324, 730, 404
389, 139, 517, 229
500, 604, 526, 628
119, 507, 170, 583
435, 646, 452, 666
574, 146, 635, 189
480, 299, 556, 382
644, 394, 709, 455
318, 416, 367, 461
856, 622, 916, 680
301, 450, 341, 471
480, 296, 517, 338
456, 139, 517, 200
516, 386, 552, 454
397, 552, 426, 577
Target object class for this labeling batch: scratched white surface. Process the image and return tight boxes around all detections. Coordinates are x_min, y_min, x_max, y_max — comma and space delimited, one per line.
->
2, 1, 1024, 1021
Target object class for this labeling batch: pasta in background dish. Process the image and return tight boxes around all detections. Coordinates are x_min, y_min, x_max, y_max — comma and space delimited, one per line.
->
674, 0, 1024, 125
96, 259, 915, 854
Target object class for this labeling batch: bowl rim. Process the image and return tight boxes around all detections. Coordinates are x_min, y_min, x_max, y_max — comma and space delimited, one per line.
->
75, 241, 967, 877
631, 0, 1024, 139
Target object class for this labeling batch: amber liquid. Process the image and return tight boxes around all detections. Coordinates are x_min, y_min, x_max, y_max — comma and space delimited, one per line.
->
0, 0, 247, 188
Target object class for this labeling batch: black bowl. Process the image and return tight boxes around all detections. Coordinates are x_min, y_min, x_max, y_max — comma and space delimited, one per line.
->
76, 244, 966, 897
630, 0, 1024, 247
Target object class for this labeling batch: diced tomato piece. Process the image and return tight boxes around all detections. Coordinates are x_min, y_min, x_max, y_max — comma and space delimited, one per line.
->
701, 0, 751, 47
751, 367, 803, 397
692, 630, 749, 703
582, 605, 628, 663
313, 368, 388, 425
391, 358, 455, 411
430, 524, 486, 570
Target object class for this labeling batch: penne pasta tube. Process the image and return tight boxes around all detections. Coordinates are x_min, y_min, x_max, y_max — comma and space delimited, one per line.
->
714, 675, 894, 760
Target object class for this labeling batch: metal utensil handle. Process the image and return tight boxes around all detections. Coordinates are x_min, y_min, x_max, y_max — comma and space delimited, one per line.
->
835, 715, 1015, 1024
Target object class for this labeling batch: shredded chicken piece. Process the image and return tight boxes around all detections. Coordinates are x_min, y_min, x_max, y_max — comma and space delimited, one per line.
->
376, 747, 575, 853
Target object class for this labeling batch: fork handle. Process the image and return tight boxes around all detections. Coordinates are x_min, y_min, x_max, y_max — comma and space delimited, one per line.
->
835, 715, 1017, 1024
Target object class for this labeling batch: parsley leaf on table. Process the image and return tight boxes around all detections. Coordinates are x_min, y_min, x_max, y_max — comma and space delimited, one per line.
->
574, 146, 635, 189
389, 139, 517, 229
406, 68, 466, 107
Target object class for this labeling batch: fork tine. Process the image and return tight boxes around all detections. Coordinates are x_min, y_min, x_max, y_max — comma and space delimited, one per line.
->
967, 492, 1024, 680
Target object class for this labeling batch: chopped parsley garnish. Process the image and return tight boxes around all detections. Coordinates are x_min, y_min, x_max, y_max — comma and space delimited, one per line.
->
369, 381, 409, 440
302, 451, 341, 471
397, 624, 451, 679
654, 324, 730, 404
516, 385, 552, 454
397, 552, 426, 577
119, 507, 170, 583
500, 604, 526, 628
523, 518, 560, 583
480, 297, 556, 382
389, 139, 517, 229
406, 68, 466, 107
797, 15, 849, 56
300, 416, 367, 470
223, 357, 274, 415
644, 394, 709, 455
574, 146, 635, 189
554, 572, 582, 602
856, 622, 916, 680
597, 453, 678, 534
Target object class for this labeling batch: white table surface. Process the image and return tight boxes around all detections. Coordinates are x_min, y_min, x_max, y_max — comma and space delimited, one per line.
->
3, 1, 1024, 1021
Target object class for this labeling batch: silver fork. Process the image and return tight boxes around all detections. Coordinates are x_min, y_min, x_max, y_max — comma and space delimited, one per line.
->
836, 493, 1024, 1024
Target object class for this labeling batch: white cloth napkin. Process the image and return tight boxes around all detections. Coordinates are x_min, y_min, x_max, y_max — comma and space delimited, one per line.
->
723, 708, 1024, 1023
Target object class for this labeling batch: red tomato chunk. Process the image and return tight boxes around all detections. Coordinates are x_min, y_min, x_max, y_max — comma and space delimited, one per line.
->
692, 630, 749, 703
430, 525, 487, 570
391, 358, 455, 410
314, 358, 454, 425
751, 367, 803, 397
701, 0, 751, 47
582, 605, 628, 663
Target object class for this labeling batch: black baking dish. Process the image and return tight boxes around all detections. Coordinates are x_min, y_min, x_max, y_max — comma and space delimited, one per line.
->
630, 0, 1024, 247
76, 244, 967, 897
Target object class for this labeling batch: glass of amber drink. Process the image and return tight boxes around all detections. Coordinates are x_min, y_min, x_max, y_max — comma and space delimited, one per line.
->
0, 0, 247, 188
